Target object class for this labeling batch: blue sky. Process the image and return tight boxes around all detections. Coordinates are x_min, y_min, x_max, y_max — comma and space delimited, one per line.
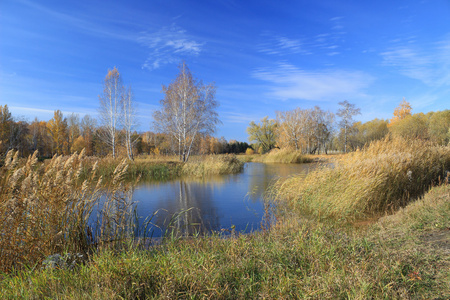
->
1, 0, 449, 141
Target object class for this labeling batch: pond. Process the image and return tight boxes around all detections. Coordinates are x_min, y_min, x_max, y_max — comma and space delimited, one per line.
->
128, 162, 314, 237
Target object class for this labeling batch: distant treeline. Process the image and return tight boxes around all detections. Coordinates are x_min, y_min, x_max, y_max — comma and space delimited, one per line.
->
0, 105, 250, 159
247, 99, 450, 154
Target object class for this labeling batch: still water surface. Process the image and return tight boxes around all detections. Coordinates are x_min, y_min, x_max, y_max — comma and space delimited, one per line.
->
131, 162, 313, 237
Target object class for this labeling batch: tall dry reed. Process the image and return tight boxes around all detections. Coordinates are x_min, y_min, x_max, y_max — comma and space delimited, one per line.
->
0, 150, 131, 272
252, 148, 312, 164
272, 137, 450, 221
182, 154, 244, 177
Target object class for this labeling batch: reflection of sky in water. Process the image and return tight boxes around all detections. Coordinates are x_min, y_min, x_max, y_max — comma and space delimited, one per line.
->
130, 162, 312, 237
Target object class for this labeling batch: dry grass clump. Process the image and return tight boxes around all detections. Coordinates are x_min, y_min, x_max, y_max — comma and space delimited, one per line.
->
182, 154, 244, 177
0, 150, 130, 273
273, 137, 450, 221
253, 148, 312, 164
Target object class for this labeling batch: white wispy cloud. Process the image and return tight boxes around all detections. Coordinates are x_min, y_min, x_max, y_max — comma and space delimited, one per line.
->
252, 63, 373, 101
329, 16, 345, 32
381, 37, 450, 86
138, 24, 203, 70
221, 111, 260, 124
259, 17, 345, 57
308, 16, 345, 55
258, 33, 307, 55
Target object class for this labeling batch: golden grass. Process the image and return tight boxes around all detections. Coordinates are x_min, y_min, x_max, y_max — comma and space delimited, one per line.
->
272, 137, 450, 221
182, 154, 244, 177
251, 148, 313, 164
0, 150, 131, 273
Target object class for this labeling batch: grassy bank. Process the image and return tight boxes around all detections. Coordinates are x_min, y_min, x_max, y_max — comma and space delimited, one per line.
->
1, 184, 448, 299
91, 157, 183, 181
84, 154, 244, 181
1, 141, 449, 298
182, 154, 244, 176
273, 137, 450, 221
238, 148, 314, 164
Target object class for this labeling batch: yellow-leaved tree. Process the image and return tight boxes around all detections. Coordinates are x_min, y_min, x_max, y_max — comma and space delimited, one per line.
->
388, 98, 412, 127
47, 110, 68, 155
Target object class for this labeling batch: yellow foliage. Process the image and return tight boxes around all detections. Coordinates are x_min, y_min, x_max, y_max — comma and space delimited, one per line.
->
388, 98, 412, 127
47, 110, 68, 155
258, 145, 264, 154
71, 136, 86, 153
152, 147, 161, 156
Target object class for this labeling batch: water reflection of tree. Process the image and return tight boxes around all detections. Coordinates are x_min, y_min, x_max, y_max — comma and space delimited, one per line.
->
153, 181, 220, 237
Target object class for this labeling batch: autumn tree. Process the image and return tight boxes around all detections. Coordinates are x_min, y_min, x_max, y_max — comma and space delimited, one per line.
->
428, 110, 450, 145
0, 105, 13, 153
424, 110, 449, 145
310, 106, 334, 154
337, 100, 361, 153
10, 120, 29, 156
388, 98, 412, 127
390, 113, 428, 140
67, 113, 81, 153
98, 67, 124, 158
247, 116, 277, 153
71, 135, 86, 154
47, 110, 68, 155
80, 115, 97, 156
349, 118, 389, 149
0, 105, 27, 155
276, 108, 304, 150
153, 62, 220, 162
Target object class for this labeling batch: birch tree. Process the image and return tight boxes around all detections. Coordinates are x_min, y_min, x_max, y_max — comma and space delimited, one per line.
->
337, 100, 360, 153
276, 109, 303, 150
98, 67, 124, 158
153, 62, 220, 162
122, 86, 137, 160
